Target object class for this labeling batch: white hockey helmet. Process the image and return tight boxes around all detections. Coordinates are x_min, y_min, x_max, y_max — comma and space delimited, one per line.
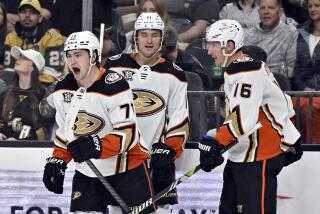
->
206, 19, 244, 53
133, 12, 165, 56
64, 31, 100, 58
134, 12, 165, 33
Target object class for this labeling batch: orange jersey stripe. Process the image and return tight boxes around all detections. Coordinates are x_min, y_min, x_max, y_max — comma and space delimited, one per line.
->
115, 143, 149, 173
215, 124, 237, 146
52, 146, 72, 163
254, 108, 283, 161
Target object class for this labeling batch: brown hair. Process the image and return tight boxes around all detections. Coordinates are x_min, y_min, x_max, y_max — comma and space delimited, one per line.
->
138, 0, 170, 24
1, 64, 45, 127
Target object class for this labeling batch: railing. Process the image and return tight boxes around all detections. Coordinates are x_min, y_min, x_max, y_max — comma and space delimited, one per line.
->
0, 91, 320, 151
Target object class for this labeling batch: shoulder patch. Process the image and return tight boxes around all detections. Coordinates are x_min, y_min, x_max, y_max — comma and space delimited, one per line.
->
105, 72, 123, 84
109, 54, 122, 60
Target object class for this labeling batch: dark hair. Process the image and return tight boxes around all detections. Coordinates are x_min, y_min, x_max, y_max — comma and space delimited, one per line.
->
162, 25, 178, 52
236, 0, 257, 10
303, 0, 317, 33
1, 64, 45, 127
0, 3, 7, 63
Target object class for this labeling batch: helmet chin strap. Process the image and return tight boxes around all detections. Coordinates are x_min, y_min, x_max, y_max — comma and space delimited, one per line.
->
134, 35, 164, 63
222, 48, 237, 67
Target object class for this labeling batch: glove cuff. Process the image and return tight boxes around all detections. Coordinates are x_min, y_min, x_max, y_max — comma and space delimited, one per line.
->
91, 135, 102, 159
46, 157, 67, 169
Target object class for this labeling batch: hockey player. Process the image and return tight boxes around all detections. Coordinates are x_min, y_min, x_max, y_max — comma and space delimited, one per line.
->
198, 19, 303, 213
104, 12, 189, 212
42, 31, 155, 214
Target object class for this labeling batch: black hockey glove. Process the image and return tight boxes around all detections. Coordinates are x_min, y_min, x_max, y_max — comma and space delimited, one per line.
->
67, 135, 102, 163
284, 138, 303, 167
198, 136, 224, 172
150, 143, 178, 205
43, 157, 67, 194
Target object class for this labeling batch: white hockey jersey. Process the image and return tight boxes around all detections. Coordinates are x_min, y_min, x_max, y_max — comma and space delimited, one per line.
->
104, 53, 189, 158
215, 57, 301, 162
47, 69, 149, 177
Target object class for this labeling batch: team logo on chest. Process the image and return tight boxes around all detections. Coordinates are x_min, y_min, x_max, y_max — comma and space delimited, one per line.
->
73, 111, 105, 136
121, 70, 135, 81
132, 89, 165, 117
62, 92, 73, 103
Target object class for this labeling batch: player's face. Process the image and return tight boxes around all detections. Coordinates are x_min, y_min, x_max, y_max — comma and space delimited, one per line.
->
14, 56, 34, 74
136, 29, 162, 58
18, 6, 41, 29
207, 41, 224, 66
66, 49, 91, 81
259, 0, 283, 30
308, 0, 320, 21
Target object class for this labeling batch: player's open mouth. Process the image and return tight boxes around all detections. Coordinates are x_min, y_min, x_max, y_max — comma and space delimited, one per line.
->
72, 67, 80, 75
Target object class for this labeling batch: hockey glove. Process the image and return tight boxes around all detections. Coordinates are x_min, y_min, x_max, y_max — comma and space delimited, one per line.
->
150, 143, 178, 205
284, 138, 303, 167
43, 157, 67, 194
67, 135, 102, 163
198, 136, 224, 172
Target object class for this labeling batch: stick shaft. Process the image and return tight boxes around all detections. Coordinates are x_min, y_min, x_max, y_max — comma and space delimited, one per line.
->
130, 122, 262, 214
65, 87, 130, 213
99, 23, 105, 63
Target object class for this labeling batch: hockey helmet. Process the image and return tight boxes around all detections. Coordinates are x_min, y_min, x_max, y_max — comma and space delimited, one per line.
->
134, 12, 165, 33
64, 31, 100, 58
205, 19, 244, 53
133, 12, 165, 54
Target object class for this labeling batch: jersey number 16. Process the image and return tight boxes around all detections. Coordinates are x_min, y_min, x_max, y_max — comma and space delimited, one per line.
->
233, 83, 252, 98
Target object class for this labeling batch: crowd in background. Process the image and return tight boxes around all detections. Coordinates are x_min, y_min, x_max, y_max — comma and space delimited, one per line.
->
0, 0, 318, 143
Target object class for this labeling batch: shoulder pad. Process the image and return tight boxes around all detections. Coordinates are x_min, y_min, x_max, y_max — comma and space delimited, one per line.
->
226, 57, 262, 75
55, 73, 78, 91
90, 71, 130, 96
154, 60, 187, 82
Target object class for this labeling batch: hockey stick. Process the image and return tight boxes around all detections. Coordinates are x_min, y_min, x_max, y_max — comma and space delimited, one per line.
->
65, 87, 130, 213
98, 23, 105, 63
129, 122, 263, 214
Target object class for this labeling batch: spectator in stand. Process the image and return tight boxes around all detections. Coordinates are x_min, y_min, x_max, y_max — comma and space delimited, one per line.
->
219, 0, 260, 29
245, 0, 298, 79
51, 0, 123, 38
0, 2, 7, 69
4, 0, 64, 80
292, 0, 320, 145
124, 0, 170, 53
293, 0, 320, 91
161, 25, 212, 89
164, 0, 220, 43
0, 47, 49, 141
0, 0, 54, 33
